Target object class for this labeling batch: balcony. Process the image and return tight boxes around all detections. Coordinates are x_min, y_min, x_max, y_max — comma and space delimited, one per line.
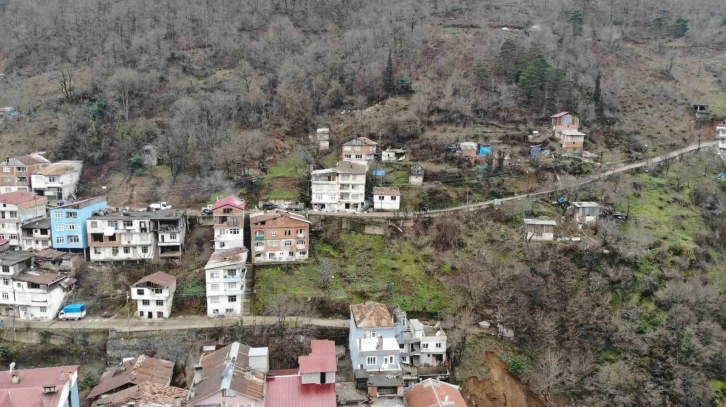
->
223, 275, 242, 283
296, 233, 305, 238
254, 245, 265, 252
254, 235, 265, 241
296, 244, 306, 249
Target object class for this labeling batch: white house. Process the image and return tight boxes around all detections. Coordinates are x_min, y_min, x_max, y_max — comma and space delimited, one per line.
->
130, 272, 176, 319
524, 219, 557, 242
717, 121, 726, 151
571, 201, 603, 224
310, 127, 331, 151
311, 161, 367, 212
373, 187, 401, 211
204, 249, 247, 318
0, 191, 48, 250
381, 148, 406, 162
211, 196, 245, 252
30, 160, 83, 203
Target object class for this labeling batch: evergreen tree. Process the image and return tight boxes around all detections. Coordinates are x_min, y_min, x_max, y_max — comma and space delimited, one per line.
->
383, 49, 395, 95
498, 39, 521, 82
570, 10, 584, 37
671, 18, 689, 38
472, 58, 489, 89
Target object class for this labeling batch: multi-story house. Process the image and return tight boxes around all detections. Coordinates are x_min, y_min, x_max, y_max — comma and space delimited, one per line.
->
130, 272, 176, 319
341, 137, 378, 166
87, 210, 186, 262
266, 340, 337, 407
311, 161, 367, 212
13, 268, 71, 320
30, 160, 83, 203
0, 364, 81, 407
249, 210, 311, 264
50, 196, 107, 258
0, 191, 48, 250
21, 218, 51, 251
204, 249, 247, 317
0, 153, 50, 193
0, 251, 34, 316
394, 308, 447, 369
211, 196, 245, 251
189, 343, 268, 407
717, 121, 726, 150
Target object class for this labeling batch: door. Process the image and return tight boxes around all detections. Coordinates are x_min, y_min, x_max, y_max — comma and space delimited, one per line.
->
147, 312, 152, 319
160, 234, 165, 243
320, 372, 326, 384
157, 312, 163, 318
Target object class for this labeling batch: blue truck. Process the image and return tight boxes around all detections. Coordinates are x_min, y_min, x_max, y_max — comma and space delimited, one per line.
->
58, 304, 86, 321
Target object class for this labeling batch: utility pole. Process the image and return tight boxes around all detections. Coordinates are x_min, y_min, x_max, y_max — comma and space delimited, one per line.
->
126, 292, 130, 335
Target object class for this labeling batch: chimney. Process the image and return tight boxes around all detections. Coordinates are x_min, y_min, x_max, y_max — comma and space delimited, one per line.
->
193, 364, 203, 385
11, 373, 19, 384
173, 397, 182, 407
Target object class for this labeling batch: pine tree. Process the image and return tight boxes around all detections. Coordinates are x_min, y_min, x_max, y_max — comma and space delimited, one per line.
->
383, 49, 395, 95
570, 10, 584, 37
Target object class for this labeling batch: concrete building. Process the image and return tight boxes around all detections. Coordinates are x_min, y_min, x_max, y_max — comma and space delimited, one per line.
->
0, 191, 48, 250
560, 130, 586, 150
551, 111, 580, 134
310, 127, 331, 151
88, 356, 174, 401
21, 218, 51, 251
131, 272, 177, 319
717, 121, 726, 150
0, 153, 50, 193
395, 316, 447, 368
373, 187, 401, 211
211, 196, 245, 251
571, 201, 603, 224
249, 210, 311, 264
0, 251, 35, 316
382, 148, 406, 162
188, 343, 268, 407
30, 160, 83, 204
204, 249, 247, 318
524, 219, 557, 242
87, 210, 186, 262
0, 365, 81, 407
341, 137, 378, 166
311, 161, 367, 212
409, 164, 425, 185
266, 340, 337, 407
51, 196, 107, 257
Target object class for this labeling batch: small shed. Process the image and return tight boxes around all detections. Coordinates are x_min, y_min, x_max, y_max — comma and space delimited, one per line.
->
524, 219, 556, 242
717, 121, 726, 150
560, 130, 585, 150
409, 164, 425, 185
571, 201, 602, 224
140, 144, 159, 166
551, 111, 579, 133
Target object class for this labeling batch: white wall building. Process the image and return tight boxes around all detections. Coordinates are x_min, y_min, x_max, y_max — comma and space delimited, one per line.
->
211, 196, 246, 252
21, 218, 52, 251
373, 187, 401, 211
30, 160, 83, 203
310, 127, 331, 151
130, 271, 177, 319
205, 249, 247, 318
0, 191, 48, 249
311, 161, 367, 212
717, 122, 726, 150
524, 219, 557, 242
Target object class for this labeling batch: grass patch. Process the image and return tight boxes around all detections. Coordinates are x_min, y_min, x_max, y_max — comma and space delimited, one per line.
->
266, 154, 306, 178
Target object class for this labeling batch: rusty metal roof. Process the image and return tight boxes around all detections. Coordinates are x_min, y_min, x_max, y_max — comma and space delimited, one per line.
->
350, 302, 394, 328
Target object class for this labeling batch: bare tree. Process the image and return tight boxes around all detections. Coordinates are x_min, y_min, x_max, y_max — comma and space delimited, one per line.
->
109, 68, 141, 122
59, 66, 75, 102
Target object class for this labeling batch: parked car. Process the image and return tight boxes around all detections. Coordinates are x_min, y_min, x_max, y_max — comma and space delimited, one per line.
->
201, 204, 213, 215
58, 304, 86, 321
262, 203, 278, 210
149, 202, 172, 210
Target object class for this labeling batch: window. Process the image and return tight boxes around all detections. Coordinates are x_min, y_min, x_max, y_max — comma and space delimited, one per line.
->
344, 154, 351, 159
384, 356, 393, 364
68, 235, 80, 243
227, 282, 236, 289
435, 343, 442, 348
296, 240, 304, 245
3, 279, 8, 285
341, 174, 350, 181
268, 240, 280, 247
40, 307, 46, 313
66, 212, 77, 218
170, 233, 177, 240
67, 223, 78, 230
123, 220, 133, 228
142, 300, 150, 306
314, 194, 323, 200
55, 237, 65, 244
378, 195, 384, 200
401, 356, 407, 363
156, 300, 163, 306
1, 293, 7, 300
55, 224, 64, 232
157, 312, 164, 318
210, 271, 219, 278
54, 212, 63, 218
297, 229, 304, 235
255, 231, 263, 237
283, 240, 293, 247
298, 251, 307, 256
225, 270, 237, 278
112, 247, 119, 255
8, 211, 16, 218
16, 283, 21, 288
399, 343, 404, 349
366, 356, 376, 365
90, 221, 98, 228
229, 229, 239, 235
2, 167, 8, 173
225, 308, 234, 314
1, 267, 8, 274
123, 247, 130, 254
270, 230, 277, 237
153, 288, 162, 294
211, 283, 219, 291
228, 295, 237, 303
94, 248, 101, 254
137, 289, 144, 295
355, 154, 363, 159
142, 246, 149, 254
422, 343, 429, 349
391, 196, 397, 201
284, 230, 291, 236
223, 208, 233, 214
210, 297, 219, 304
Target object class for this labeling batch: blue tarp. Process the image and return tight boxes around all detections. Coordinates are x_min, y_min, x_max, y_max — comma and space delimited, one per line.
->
63, 304, 85, 313
478, 145, 492, 156
718, 173, 726, 180
531, 145, 542, 158
371, 170, 386, 176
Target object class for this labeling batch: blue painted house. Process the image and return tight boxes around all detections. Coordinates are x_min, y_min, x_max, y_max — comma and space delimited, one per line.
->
349, 302, 401, 373
50, 196, 107, 257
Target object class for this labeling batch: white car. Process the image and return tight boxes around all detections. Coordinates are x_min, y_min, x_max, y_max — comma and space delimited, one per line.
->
149, 202, 172, 210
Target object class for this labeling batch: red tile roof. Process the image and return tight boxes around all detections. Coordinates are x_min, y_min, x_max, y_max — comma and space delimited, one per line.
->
0, 239, 8, 246
265, 375, 335, 407
373, 187, 401, 196
0, 192, 45, 205
404, 379, 467, 407
298, 340, 337, 374
350, 302, 394, 328
0, 365, 79, 407
211, 196, 245, 211
132, 272, 177, 288
550, 111, 569, 118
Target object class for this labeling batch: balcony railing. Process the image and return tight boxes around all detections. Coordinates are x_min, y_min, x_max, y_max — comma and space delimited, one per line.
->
254, 235, 265, 241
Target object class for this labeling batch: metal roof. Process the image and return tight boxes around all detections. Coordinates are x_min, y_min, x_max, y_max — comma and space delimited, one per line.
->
265, 375, 335, 407
212, 196, 246, 211
132, 272, 177, 288
524, 219, 557, 226
560, 130, 586, 136
550, 111, 570, 118
34, 161, 82, 176
298, 340, 337, 374
204, 249, 248, 269
350, 302, 394, 328
570, 201, 601, 208
373, 187, 401, 196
